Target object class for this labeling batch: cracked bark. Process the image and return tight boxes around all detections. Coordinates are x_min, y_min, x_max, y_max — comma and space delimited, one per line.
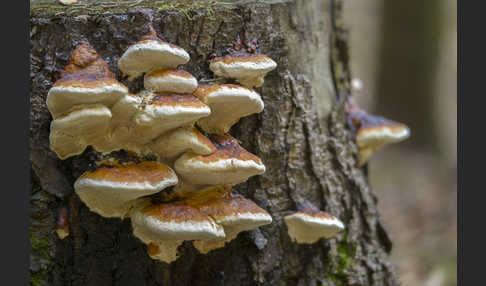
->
30, 0, 399, 285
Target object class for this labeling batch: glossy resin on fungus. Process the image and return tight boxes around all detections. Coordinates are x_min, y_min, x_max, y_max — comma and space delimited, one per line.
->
118, 24, 190, 80
284, 201, 345, 244
46, 41, 128, 119
194, 84, 264, 134
144, 69, 198, 94
174, 134, 266, 185
130, 201, 225, 263
131, 92, 211, 144
209, 33, 277, 88
346, 98, 410, 165
149, 126, 216, 162
74, 161, 178, 218
189, 186, 272, 253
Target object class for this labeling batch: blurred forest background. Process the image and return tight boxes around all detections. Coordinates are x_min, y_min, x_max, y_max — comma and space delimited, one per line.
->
343, 1, 457, 285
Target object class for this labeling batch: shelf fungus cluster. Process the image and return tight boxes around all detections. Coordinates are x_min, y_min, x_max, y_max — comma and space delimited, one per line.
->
345, 98, 410, 165
46, 28, 277, 264
284, 201, 345, 244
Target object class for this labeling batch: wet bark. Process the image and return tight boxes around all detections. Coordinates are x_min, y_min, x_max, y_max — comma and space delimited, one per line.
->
30, 1, 399, 285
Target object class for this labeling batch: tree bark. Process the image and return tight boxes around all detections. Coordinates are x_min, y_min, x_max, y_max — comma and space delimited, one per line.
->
30, 1, 399, 285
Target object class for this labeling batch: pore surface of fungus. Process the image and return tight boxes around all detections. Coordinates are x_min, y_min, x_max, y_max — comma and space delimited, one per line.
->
74, 161, 178, 218
174, 134, 265, 185
194, 84, 264, 134
284, 202, 344, 244
118, 25, 190, 80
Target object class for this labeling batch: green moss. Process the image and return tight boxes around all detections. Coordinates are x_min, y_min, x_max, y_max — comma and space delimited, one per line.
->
31, 0, 225, 18
29, 229, 52, 286
30, 269, 48, 286
325, 234, 358, 286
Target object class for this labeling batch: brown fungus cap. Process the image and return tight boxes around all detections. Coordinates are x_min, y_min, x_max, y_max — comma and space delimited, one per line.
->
189, 186, 272, 253
74, 161, 178, 218
118, 25, 190, 80
174, 134, 265, 185
130, 201, 224, 263
144, 69, 198, 94
284, 201, 344, 244
46, 41, 128, 118
149, 126, 216, 162
346, 99, 410, 165
131, 93, 211, 144
209, 33, 276, 88
194, 84, 264, 134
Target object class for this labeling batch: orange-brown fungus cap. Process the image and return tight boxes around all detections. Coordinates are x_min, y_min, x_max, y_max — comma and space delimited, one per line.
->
174, 134, 265, 185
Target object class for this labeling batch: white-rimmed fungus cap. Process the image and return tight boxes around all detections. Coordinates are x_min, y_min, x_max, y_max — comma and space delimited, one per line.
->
74, 161, 178, 218
144, 69, 198, 94
130, 201, 224, 263
149, 126, 216, 161
118, 25, 190, 80
46, 41, 128, 118
174, 134, 265, 185
284, 203, 344, 244
194, 84, 264, 134
131, 93, 211, 144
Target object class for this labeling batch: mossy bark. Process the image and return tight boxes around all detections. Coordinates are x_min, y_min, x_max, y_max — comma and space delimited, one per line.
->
30, 0, 399, 285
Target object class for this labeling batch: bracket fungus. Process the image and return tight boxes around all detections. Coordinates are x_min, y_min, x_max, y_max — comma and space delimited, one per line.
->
74, 161, 178, 218
46, 41, 128, 119
149, 126, 216, 163
144, 69, 198, 94
46, 27, 277, 263
130, 201, 225, 263
174, 134, 266, 186
209, 33, 277, 88
346, 98, 410, 165
189, 186, 273, 254
131, 93, 211, 144
118, 24, 190, 80
49, 104, 112, 159
284, 202, 345, 244
194, 84, 264, 134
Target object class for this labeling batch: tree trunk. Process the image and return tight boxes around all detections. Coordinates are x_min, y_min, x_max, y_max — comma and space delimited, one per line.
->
30, 1, 399, 285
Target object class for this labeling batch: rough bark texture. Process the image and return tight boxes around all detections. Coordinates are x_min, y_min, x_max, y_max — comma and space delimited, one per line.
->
30, 1, 399, 285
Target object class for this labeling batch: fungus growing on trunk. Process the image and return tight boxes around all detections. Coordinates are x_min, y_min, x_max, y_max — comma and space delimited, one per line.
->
49, 104, 112, 159
174, 134, 265, 185
346, 98, 410, 165
131, 92, 211, 144
46, 41, 128, 119
144, 69, 198, 94
284, 201, 344, 244
149, 126, 216, 163
118, 24, 190, 80
194, 84, 264, 134
74, 161, 178, 218
189, 186, 272, 253
209, 32, 277, 88
130, 201, 225, 263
